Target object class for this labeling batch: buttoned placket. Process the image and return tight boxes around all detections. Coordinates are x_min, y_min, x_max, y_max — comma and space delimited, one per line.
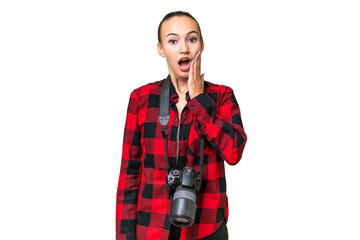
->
170, 96, 192, 170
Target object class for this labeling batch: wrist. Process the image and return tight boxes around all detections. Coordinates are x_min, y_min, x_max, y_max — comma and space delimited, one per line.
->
190, 91, 203, 99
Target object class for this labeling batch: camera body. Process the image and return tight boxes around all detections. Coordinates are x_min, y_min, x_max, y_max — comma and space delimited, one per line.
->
166, 166, 202, 227
166, 167, 202, 193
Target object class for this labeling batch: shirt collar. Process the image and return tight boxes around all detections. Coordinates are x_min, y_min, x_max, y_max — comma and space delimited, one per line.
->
167, 75, 209, 103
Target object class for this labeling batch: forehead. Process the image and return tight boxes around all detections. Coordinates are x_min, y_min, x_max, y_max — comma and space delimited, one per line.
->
161, 16, 200, 37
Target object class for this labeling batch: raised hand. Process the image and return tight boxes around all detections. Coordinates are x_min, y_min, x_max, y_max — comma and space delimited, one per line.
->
188, 50, 205, 99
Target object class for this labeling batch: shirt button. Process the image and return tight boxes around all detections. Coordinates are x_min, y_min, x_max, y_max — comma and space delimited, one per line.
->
191, 106, 194, 109
183, 116, 187, 119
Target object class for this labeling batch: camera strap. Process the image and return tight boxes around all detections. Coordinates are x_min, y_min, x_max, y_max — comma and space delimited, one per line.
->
159, 75, 205, 181
159, 75, 171, 172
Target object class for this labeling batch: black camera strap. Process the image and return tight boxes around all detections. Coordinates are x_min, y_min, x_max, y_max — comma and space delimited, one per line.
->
159, 75, 171, 172
159, 75, 205, 182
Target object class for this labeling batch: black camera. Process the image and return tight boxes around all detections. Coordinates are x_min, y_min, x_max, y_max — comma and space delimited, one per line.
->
166, 167, 202, 227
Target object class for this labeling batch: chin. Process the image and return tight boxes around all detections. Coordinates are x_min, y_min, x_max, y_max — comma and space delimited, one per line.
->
169, 65, 189, 80
178, 71, 189, 80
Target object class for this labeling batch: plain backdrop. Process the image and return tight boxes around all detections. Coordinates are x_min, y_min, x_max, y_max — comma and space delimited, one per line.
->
1, 0, 359, 239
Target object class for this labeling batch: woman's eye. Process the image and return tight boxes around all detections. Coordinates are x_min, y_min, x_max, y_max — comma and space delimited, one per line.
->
169, 40, 177, 44
188, 38, 197, 43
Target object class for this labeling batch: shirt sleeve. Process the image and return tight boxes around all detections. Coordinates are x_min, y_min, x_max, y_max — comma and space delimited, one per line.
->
186, 86, 247, 165
116, 90, 142, 240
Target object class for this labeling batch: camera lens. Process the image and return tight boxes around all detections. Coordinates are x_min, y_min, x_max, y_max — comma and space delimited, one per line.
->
174, 218, 189, 223
170, 185, 197, 227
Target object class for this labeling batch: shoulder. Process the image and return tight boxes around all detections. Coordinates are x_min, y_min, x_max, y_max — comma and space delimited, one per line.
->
204, 80, 235, 105
205, 80, 234, 94
129, 79, 164, 98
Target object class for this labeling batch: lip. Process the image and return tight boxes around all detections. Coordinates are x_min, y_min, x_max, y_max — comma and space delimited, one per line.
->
178, 56, 192, 71
178, 56, 192, 62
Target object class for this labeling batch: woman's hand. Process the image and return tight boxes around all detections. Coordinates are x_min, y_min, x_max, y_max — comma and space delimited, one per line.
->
188, 50, 205, 99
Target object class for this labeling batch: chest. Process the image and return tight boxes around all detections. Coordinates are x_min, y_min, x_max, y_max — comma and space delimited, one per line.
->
175, 98, 187, 117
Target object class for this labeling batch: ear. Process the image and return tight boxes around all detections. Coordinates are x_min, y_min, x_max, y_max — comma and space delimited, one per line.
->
201, 39, 205, 52
157, 42, 166, 57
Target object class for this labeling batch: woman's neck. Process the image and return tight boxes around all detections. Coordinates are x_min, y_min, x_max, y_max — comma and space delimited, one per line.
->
169, 72, 188, 96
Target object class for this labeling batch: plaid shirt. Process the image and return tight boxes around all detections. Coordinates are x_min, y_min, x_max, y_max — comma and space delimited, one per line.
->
116, 78, 247, 240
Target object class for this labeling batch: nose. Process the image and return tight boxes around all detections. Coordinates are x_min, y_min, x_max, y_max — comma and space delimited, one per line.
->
179, 40, 190, 53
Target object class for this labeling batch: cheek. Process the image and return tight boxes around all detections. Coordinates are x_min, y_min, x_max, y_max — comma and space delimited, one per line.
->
190, 43, 202, 52
164, 50, 178, 64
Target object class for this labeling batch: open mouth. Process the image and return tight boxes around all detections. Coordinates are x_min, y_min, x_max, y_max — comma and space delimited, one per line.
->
178, 57, 191, 71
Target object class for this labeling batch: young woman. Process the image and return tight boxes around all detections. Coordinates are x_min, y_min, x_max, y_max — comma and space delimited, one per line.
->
116, 11, 247, 240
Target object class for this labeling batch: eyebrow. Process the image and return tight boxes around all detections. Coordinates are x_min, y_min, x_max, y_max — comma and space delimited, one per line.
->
166, 30, 199, 38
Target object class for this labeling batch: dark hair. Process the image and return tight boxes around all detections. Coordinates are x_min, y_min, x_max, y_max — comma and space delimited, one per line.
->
157, 11, 203, 43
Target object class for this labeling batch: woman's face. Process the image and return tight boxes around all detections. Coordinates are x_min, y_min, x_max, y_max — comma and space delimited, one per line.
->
158, 16, 204, 81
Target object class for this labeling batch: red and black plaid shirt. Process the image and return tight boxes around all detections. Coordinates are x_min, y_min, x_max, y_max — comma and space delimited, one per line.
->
116, 78, 247, 240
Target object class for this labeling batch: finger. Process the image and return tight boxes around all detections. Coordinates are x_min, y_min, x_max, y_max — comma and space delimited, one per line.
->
195, 50, 200, 59
197, 51, 201, 75
193, 55, 198, 79
201, 73, 205, 82
193, 51, 199, 76
189, 56, 195, 82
